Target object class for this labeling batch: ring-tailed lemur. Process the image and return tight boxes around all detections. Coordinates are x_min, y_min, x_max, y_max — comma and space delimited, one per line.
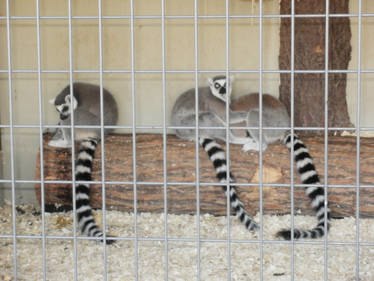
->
231, 93, 330, 240
171, 75, 259, 232
50, 82, 118, 244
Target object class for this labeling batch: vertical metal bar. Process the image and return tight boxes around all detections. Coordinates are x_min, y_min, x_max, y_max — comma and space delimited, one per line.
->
5, 0, 18, 279
289, 0, 295, 280
97, 0, 108, 279
67, 0, 78, 280
258, 1, 264, 280
129, 0, 139, 279
35, 0, 47, 279
193, 0, 201, 279
324, 1, 330, 280
355, 0, 362, 280
224, 0, 231, 279
160, 0, 169, 279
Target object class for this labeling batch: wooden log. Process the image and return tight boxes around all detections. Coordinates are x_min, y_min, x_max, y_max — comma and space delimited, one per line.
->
35, 133, 374, 218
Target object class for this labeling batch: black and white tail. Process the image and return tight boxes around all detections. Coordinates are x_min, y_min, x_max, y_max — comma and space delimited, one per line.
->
75, 138, 113, 244
276, 133, 331, 240
199, 137, 259, 232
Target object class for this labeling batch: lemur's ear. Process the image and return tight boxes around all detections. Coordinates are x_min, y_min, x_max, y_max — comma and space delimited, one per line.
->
49, 98, 55, 105
64, 95, 78, 110
65, 94, 71, 103
207, 77, 213, 86
229, 75, 235, 83
71, 96, 78, 110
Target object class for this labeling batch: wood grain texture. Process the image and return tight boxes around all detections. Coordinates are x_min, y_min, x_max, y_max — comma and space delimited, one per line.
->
35, 133, 374, 218
279, 0, 352, 133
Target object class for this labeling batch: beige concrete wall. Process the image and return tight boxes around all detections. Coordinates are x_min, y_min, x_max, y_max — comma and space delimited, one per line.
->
0, 0, 373, 203
347, 0, 374, 128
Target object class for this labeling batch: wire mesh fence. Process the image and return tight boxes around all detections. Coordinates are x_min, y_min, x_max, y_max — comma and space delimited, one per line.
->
0, 0, 373, 280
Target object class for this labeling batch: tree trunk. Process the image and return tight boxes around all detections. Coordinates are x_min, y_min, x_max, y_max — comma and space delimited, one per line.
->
279, 0, 352, 134
35, 133, 374, 218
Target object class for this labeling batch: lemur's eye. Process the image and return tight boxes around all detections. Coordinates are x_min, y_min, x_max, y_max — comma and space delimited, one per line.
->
215, 83, 220, 89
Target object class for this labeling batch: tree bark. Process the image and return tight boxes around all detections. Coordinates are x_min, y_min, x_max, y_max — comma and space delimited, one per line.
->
35, 133, 374, 218
279, 0, 352, 134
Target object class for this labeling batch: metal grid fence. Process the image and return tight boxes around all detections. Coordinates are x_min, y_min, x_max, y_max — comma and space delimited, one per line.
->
0, 0, 372, 280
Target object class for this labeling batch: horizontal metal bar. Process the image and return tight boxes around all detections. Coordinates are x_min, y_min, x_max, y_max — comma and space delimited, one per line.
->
1, 124, 373, 131
0, 234, 373, 247
1, 179, 373, 189
1, 13, 374, 21
1, 69, 374, 74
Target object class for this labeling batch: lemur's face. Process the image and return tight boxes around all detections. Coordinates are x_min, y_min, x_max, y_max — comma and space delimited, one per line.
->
208, 76, 234, 103
54, 94, 77, 120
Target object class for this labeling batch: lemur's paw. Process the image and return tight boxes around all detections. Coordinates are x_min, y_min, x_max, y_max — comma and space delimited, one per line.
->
48, 139, 72, 148
242, 142, 257, 152
242, 141, 267, 152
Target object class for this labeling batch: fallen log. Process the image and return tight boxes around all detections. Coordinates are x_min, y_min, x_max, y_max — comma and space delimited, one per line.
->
35, 133, 374, 218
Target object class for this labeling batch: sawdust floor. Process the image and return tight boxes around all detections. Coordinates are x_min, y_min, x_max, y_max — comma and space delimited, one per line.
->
0, 204, 373, 281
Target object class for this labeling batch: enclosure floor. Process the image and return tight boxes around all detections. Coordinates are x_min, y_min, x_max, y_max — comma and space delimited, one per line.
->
0, 204, 373, 281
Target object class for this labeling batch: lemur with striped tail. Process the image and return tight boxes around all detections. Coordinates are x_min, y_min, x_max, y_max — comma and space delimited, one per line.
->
171, 75, 259, 232
49, 82, 118, 244
231, 93, 330, 240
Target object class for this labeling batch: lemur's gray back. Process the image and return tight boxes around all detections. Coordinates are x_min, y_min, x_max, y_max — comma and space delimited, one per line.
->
171, 86, 227, 125
56, 82, 118, 128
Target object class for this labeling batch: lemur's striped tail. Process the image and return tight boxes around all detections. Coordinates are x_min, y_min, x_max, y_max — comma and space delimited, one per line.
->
276, 133, 330, 240
199, 138, 259, 232
75, 138, 114, 244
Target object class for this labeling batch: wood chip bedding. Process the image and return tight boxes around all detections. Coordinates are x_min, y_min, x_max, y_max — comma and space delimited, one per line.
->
0, 204, 373, 281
